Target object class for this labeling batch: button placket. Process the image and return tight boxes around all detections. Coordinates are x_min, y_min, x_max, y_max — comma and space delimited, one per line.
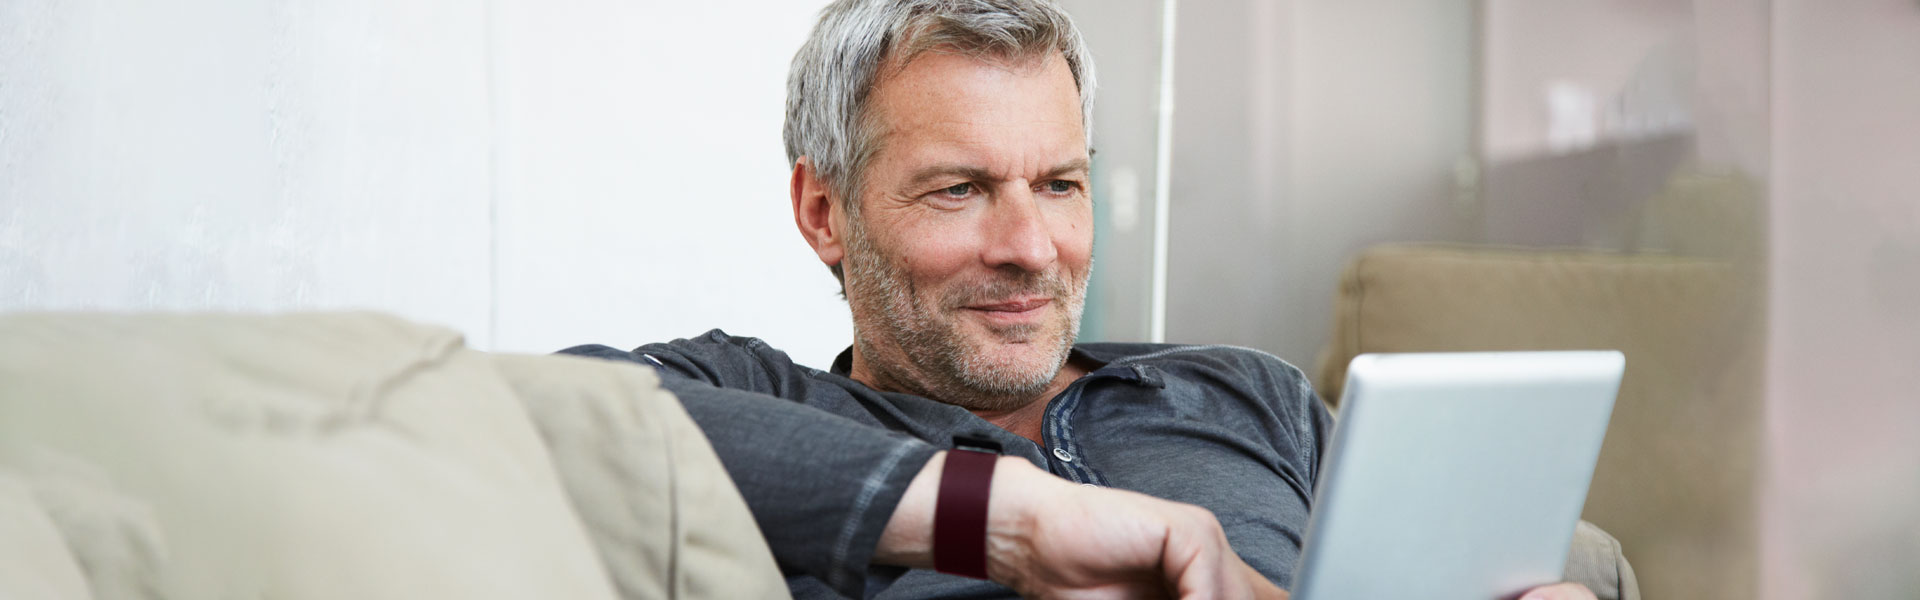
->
1041, 384, 1109, 487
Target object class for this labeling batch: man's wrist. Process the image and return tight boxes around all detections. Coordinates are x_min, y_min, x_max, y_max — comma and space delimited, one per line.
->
982, 457, 1060, 585
873, 454, 1064, 588
873, 451, 944, 568
933, 440, 1000, 578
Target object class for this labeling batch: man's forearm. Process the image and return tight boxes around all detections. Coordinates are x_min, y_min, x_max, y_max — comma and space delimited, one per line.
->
873, 453, 1046, 569
659, 374, 939, 596
876, 453, 1290, 600
872, 450, 944, 568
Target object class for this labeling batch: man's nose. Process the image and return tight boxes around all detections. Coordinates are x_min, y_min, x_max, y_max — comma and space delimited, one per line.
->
981, 187, 1059, 273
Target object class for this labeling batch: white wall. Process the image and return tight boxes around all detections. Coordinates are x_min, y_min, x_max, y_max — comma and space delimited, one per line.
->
1479, 0, 1772, 178
0, 0, 494, 344
1765, 0, 1920, 596
488, 0, 848, 366
1166, 0, 1476, 367
1480, 0, 1693, 161
3, 0, 1482, 372
1055, 0, 1164, 344
0, 0, 852, 367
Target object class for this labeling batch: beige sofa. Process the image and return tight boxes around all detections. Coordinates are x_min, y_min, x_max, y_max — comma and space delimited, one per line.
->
0, 311, 1642, 599
0, 312, 786, 600
1316, 245, 1763, 600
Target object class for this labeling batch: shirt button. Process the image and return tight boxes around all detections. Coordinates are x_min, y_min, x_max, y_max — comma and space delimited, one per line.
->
1081, 483, 1100, 488
1052, 448, 1074, 462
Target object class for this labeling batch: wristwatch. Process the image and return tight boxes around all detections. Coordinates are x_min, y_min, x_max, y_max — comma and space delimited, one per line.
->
933, 435, 1002, 579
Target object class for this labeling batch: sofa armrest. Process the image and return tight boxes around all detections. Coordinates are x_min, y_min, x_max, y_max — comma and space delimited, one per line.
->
491, 353, 790, 600
1567, 520, 1640, 600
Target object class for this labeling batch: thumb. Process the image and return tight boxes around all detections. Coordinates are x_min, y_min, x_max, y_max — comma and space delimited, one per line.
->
1520, 582, 1595, 600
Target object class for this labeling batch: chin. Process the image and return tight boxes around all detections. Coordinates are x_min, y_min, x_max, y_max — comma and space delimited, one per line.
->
963, 336, 1067, 385
969, 326, 1057, 358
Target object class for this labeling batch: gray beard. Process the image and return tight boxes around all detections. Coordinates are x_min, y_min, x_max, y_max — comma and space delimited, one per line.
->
841, 215, 1086, 412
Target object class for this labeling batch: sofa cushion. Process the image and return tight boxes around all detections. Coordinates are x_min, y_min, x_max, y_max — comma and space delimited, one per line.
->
1314, 245, 1761, 600
491, 353, 788, 600
1566, 520, 1640, 600
0, 470, 93, 600
0, 312, 619, 600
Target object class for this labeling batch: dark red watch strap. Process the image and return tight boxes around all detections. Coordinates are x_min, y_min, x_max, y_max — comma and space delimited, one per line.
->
933, 445, 998, 579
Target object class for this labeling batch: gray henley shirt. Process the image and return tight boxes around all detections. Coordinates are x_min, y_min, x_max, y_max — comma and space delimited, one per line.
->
562, 329, 1333, 599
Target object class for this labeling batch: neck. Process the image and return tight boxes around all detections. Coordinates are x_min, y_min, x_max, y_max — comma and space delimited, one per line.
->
848, 350, 1090, 447
966, 360, 1087, 445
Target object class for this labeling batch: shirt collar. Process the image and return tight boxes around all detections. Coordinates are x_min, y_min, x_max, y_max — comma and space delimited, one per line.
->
829, 344, 1165, 388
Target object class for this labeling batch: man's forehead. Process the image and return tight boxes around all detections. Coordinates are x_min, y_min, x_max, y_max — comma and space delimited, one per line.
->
870, 49, 1078, 112
877, 43, 1061, 86
864, 50, 1087, 174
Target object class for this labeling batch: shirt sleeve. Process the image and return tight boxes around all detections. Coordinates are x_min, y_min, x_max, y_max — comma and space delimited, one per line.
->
558, 338, 938, 599
1209, 347, 1337, 587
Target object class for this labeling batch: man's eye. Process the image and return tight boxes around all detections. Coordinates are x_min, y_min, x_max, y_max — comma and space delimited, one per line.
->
941, 183, 974, 197
1045, 180, 1078, 194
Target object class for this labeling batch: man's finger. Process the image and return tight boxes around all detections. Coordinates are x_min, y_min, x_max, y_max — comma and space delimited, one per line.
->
1163, 536, 1225, 599
1519, 582, 1596, 600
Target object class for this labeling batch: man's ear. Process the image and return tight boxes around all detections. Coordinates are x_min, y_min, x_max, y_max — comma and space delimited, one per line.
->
791, 157, 845, 269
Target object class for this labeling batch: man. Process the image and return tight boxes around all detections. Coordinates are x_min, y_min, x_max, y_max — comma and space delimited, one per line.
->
567, 1, 1599, 598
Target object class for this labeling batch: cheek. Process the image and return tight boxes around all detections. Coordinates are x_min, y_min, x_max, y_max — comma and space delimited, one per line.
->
1055, 208, 1095, 269
894, 233, 978, 284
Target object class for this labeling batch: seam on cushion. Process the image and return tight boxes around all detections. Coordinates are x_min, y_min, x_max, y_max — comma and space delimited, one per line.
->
1325, 250, 1369, 409
664, 387, 684, 600
1352, 251, 1369, 359
338, 332, 465, 434
829, 439, 919, 594
1610, 530, 1627, 596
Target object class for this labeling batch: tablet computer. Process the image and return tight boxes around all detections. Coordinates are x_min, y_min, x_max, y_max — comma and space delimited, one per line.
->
1290, 351, 1623, 600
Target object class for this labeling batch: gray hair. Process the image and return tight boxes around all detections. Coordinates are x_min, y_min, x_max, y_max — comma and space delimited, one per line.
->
783, 0, 1098, 287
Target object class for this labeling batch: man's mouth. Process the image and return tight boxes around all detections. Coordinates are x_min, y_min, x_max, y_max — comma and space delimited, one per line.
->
967, 297, 1052, 312
962, 297, 1053, 326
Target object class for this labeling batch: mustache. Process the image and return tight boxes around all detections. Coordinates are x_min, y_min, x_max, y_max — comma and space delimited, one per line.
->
943, 269, 1075, 308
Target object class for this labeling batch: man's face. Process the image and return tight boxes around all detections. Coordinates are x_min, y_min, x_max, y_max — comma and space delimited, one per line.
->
841, 50, 1093, 411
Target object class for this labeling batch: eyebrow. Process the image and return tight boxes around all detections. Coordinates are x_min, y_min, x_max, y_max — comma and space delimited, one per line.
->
903, 158, 1091, 190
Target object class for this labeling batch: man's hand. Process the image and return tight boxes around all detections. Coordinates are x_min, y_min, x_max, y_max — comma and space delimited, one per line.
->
986, 462, 1285, 600
1519, 582, 1596, 600
878, 453, 1286, 599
